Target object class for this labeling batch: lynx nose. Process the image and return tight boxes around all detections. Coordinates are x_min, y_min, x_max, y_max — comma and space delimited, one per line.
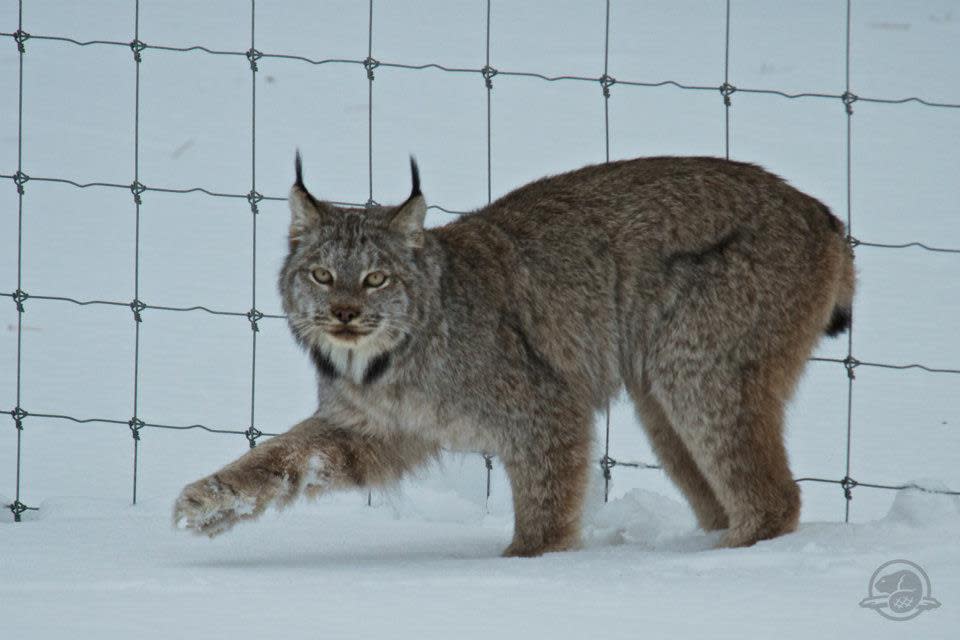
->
331, 305, 361, 324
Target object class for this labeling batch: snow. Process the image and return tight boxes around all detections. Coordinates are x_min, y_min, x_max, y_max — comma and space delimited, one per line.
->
3, 484, 959, 639
2, 1, 959, 637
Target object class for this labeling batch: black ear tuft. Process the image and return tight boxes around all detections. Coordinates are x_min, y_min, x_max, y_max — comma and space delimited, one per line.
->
289, 149, 332, 240
409, 156, 421, 198
294, 149, 305, 189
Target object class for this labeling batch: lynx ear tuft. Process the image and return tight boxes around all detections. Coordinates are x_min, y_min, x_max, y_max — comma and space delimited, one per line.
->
288, 150, 331, 247
294, 149, 306, 190
409, 156, 421, 198
389, 157, 427, 247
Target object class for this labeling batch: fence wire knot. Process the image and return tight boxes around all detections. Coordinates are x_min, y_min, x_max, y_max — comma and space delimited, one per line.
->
128, 417, 144, 441
841, 475, 858, 500
13, 29, 29, 53
363, 57, 380, 80
12, 288, 29, 312
246, 48, 263, 72
10, 406, 27, 430
130, 180, 146, 204
364, 198, 380, 210
600, 74, 616, 98
841, 91, 858, 114
130, 39, 146, 63
8, 499, 31, 522
130, 299, 146, 323
13, 170, 29, 194
481, 65, 498, 89
843, 355, 860, 379
846, 234, 860, 248
246, 189, 263, 214
483, 453, 493, 471
247, 308, 263, 332
245, 426, 262, 448
720, 82, 736, 106
600, 454, 616, 480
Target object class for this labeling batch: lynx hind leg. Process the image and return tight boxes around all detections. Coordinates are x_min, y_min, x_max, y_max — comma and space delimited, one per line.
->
628, 382, 728, 531
642, 238, 836, 547
655, 368, 800, 548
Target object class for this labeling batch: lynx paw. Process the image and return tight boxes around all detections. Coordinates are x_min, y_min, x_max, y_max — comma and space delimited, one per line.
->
502, 533, 581, 558
172, 476, 258, 538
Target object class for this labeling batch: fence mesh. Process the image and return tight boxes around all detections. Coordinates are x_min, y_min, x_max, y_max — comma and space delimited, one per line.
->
4, 0, 960, 524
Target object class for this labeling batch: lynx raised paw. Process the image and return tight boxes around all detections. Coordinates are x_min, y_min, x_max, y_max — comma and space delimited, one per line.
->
172, 475, 259, 538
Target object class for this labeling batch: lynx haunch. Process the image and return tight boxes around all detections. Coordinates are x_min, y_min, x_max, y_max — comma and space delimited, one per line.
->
174, 154, 855, 557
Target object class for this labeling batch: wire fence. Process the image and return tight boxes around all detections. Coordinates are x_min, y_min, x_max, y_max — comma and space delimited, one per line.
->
4, 0, 960, 524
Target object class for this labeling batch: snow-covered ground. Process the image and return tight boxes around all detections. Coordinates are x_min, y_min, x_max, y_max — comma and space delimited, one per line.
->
2, 1, 959, 637
3, 485, 960, 639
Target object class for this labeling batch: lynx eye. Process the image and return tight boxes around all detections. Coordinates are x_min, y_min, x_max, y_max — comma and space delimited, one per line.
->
309, 267, 334, 285
363, 271, 388, 288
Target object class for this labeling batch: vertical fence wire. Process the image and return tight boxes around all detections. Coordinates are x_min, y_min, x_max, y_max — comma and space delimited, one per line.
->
482, 0, 494, 510
842, 0, 856, 523
246, 0, 263, 453
130, 0, 144, 503
484, 0, 493, 205
722, 0, 732, 159
10, 0, 27, 521
602, 0, 612, 164
366, 0, 375, 208
601, 0, 613, 502
366, 0, 375, 508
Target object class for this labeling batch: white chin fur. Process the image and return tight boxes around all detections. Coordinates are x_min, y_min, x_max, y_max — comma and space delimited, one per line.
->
318, 333, 386, 384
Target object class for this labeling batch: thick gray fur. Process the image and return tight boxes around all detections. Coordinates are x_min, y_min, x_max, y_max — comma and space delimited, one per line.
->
174, 155, 855, 556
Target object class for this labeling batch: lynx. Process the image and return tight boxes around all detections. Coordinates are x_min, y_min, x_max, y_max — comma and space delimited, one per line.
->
173, 154, 855, 556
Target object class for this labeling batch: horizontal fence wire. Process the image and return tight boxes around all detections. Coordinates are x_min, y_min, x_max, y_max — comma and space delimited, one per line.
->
2, 31, 960, 109
5, 171, 960, 250
2, 291, 957, 376
4, 170, 960, 251
4, 1, 960, 524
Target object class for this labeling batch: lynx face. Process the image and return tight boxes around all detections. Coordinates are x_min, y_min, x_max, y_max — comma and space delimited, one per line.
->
278, 154, 428, 382
281, 207, 417, 350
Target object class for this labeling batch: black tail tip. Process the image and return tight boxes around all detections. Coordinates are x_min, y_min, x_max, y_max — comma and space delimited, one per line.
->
825, 306, 852, 337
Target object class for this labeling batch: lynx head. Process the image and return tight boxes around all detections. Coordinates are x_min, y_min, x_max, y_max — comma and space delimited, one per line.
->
279, 152, 430, 384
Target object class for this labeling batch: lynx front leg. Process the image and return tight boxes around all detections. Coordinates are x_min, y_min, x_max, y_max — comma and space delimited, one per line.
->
173, 416, 437, 537
501, 420, 592, 558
